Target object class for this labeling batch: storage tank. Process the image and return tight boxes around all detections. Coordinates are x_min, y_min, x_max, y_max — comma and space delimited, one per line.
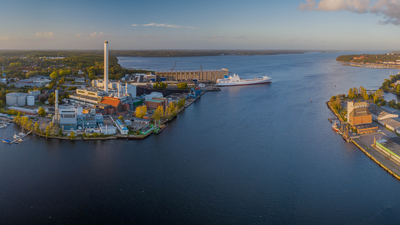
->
27, 95, 35, 106
28, 90, 41, 100
6, 92, 26, 106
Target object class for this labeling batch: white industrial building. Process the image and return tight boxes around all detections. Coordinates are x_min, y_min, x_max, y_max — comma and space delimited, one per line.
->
99, 125, 117, 135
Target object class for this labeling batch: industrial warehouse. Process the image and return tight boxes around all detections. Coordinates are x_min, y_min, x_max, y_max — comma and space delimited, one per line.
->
155, 69, 229, 82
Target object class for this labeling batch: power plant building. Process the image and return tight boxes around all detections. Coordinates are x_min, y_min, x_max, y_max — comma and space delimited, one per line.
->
155, 69, 229, 82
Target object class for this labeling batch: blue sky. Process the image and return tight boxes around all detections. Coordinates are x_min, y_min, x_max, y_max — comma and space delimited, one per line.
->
0, 0, 399, 50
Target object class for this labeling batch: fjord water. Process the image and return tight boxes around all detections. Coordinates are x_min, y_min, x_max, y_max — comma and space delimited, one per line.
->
3, 53, 400, 224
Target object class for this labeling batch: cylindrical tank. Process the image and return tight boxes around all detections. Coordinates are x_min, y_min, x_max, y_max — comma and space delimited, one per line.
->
27, 95, 35, 106
6, 92, 26, 106
28, 90, 41, 100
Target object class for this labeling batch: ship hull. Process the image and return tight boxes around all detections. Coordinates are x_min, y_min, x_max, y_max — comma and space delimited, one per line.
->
217, 80, 271, 87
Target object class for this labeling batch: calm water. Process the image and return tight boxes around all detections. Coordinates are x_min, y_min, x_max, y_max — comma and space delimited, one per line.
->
2, 53, 400, 224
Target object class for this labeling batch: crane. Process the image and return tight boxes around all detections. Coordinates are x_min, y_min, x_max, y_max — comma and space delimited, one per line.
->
171, 61, 177, 71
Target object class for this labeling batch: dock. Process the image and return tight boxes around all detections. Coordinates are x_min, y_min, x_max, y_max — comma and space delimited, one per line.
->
7, 131, 33, 145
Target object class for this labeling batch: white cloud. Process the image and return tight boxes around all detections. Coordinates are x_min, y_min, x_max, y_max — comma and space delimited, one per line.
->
89, 32, 104, 38
132, 23, 199, 29
35, 31, 54, 37
76, 34, 81, 37
0, 36, 11, 41
299, 0, 400, 25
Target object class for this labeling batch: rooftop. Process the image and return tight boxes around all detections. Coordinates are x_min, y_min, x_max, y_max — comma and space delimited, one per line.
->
350, 107, 371, 117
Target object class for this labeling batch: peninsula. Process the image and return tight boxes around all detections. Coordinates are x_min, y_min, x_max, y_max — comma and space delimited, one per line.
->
336, 53, 400, 69
328, 75, 400, 180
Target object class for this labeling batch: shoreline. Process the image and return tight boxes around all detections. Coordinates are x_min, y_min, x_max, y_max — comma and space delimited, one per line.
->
338, 61, 400, 70
5, 91, 207, 143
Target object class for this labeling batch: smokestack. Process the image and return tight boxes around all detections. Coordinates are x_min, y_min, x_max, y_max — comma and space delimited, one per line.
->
117, 83, 121, 97
125, 83, 128, 95
104, 41, 109, 93
55, 89, 59, 123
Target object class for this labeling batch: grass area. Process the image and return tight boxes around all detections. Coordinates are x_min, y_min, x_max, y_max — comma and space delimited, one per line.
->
385, 127, 394, 132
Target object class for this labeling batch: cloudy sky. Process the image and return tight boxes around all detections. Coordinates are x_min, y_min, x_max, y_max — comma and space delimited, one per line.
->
1, 0, 400, 50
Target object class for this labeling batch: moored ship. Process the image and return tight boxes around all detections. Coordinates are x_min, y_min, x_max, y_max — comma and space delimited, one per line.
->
216, 74, 271, 87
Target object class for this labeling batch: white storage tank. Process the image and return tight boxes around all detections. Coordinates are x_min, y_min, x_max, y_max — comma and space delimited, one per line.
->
27, 95, 35, 106
28, 90, 41, 100
6, 92, 26, 106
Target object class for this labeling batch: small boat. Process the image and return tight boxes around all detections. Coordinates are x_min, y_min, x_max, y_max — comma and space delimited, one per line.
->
13, 134, 20, 139
2, 139, 11, 143
17, 139, 23, 143
19, 132, 25, 137
332, 122, 339, 132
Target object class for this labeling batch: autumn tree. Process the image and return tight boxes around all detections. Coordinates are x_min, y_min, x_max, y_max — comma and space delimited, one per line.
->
45, 125, 50, 137
34, 122, 40, 132
135, 105, 147, 118
38, 108, 46, 117
50, 71, 58, 80
152, 106, 164, 125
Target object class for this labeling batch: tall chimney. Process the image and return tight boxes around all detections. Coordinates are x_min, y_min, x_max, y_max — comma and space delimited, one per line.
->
104, 41, 109, 93
55, 89, 59, 123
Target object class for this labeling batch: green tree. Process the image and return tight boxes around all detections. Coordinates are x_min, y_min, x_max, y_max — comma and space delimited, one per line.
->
177, 82, 188, 89
38, 108, 46, 117
92, 133, 99, 138
69, 131, 76, 139
397, 85, 400, 93
82, 133, 86, 138
0, 100, 4, 108
59, 129, 63, 136
178, 98, 185, 109
48, 97, 55, 105
39, 95, 46, 103
118, 115, 124, 122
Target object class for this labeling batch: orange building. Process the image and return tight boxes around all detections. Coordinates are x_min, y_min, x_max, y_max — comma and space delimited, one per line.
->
348, 107, 372, 126
100, 97, 123, 115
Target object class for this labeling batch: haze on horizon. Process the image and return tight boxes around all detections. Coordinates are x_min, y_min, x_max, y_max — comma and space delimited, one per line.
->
1, 0, 400, 51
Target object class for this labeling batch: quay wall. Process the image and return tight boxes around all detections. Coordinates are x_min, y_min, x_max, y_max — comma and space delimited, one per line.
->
352, 139, 400, 181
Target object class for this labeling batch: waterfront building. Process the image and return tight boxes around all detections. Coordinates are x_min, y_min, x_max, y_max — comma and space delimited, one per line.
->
145, 99, 165, 110
115, 119, 129, 135
99, 125, 117, 135
347, 101, 369, 123
59, 106, 82, 131
155, 69, 229, 82
348, 107, 372, 126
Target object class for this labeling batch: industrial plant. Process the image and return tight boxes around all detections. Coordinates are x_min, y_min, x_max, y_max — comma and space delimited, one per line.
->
2, 40, 212, 139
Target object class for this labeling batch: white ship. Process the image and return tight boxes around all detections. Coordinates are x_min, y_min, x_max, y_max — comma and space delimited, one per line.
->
216, 74, 271, 87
